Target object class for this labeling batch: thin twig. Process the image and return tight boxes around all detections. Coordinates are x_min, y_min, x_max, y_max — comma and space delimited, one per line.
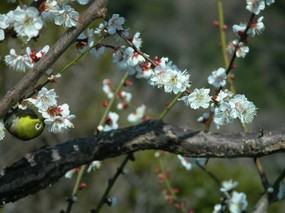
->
90, 154, 133, 213
254, 158, 270, 191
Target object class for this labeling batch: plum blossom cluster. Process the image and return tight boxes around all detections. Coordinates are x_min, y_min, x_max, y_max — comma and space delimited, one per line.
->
76, 29, 106, 57
95, 14, 127, 36
189, 87, 256, 127
177, 155, 207, 170
179, 69, 256, 127
213, 180, 248, 213
213, 93, 257, 127
102, 79, 133, 110
246, 0, 274, 15
207, 68, 257, 127
80, 11, 259, 129
0, 0, 85, 43
4, 45, 49, 72
38, 0, 81, 28
88, 14, 192, 95
0, 6, 43, 42
65, 160, 101, 179
99, 79, 147, 131
25, 87, 75, 133
227, 0, 274, 58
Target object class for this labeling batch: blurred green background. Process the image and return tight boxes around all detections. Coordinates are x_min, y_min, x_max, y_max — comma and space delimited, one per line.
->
0, 0, 285, 212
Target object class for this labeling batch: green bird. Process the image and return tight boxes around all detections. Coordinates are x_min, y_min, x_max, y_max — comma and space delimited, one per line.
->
4, 108, 45, 140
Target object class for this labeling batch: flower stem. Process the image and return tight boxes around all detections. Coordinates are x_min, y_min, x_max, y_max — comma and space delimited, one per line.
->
97, 71, 129, 128
158, 92, 183, 120
29, 37, 106, 98
158, 157, 187, 213
91, 154, 133, 213
218, 1, 236, 95
72, 165, 86, 196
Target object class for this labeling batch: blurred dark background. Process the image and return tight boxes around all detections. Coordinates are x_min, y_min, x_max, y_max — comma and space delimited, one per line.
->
0, 0, 284, 212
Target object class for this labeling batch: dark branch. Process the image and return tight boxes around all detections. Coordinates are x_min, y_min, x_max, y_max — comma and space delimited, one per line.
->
0, 120, 285, 204
0, 0, 108, 118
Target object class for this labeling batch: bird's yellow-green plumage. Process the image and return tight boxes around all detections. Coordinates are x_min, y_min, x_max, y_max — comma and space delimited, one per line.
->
4, 108, 45, 141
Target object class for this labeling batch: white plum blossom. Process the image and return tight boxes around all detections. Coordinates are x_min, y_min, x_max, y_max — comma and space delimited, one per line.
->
246, 0, 265, 15
214, 102, 234, 127
179, 88, 212, 109
213, 204, 223, 213
53, 5, 79, 27
149, 65, 172, 89
44, 104, 76, 133
12, 6, 43, 42
248, 16, 265, 36
164, 69, 191, 94
265, 0, 275, 5
102, 79, 114, 99
208, 67, 227, 88
177, 155, 207, 171
197, 112, 210, 123
25, 87, 58, 112
228, 94, 256, 122
107, 14, 125, 35
118, 91, 132, 103
4, 49, 33, 72
214, 94, 257, 127
65, 168, 76, 179
112, 46, 126, 69
47, 73, 62, 81
76, 29, 106, 57
5, 45, 49, 72
177, 155, 192, 170
98, 112, 119, 132
76, 0, 90, 5
117, 91, 132, 110
233, 16, 265, 37
220, 180, 239, 194
229, 191, 248, 213
0, 14, 9, 41
87, 161, 101, 173
0, 120, 5, 140
76, 28, 95, 51
127, 105, 146, 123
94, 21, 108, 36
229, 94, 257, 124
227, 40, 249, 58
150, 62, 190, 94
112, 46, 145, 75
232, 23, 247, 37
31, 92, 76, 134
215, 89, 233, 103
125, 47, 145, 67
40, 0, 60, 20
26, 45, 50, 63
131, 32, 143, 49
239, 101, 257, 124
136, 61, 154, 79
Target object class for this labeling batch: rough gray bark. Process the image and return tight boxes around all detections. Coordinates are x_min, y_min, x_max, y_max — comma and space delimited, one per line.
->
0, 120, 284, 204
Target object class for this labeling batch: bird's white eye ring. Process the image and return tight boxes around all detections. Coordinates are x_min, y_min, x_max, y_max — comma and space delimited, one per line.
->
35, 123, 42, 130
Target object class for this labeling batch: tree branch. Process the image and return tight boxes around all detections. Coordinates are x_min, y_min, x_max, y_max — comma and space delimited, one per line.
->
0, 0, 108, 118
0, 120, 285, 204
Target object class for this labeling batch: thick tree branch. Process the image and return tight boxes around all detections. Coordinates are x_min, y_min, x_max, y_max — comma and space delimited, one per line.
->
0, 120, 285, 204
0, 0, 108, 118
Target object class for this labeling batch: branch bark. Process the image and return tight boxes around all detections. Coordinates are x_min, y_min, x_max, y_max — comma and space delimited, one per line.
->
0, 120, 285, 204
0, 0, 108, 118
